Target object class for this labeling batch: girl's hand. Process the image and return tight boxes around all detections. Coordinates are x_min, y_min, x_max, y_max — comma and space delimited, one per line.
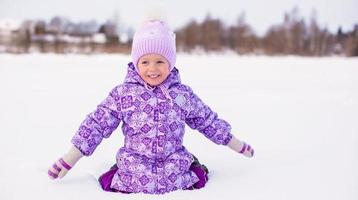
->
237, 141, 254, 158
48, 158, 72, 179
227, 136, 254, 158
48, 146, 84, 179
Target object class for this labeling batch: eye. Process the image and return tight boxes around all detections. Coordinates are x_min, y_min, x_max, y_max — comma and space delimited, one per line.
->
141, 61, 148, 65
157, 60, 164, 64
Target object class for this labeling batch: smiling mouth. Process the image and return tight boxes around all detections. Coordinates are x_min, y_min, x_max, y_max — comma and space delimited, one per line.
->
147, 74, 160, 78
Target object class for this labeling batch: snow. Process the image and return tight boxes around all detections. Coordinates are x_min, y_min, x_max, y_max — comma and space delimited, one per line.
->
0, 54, 357, 200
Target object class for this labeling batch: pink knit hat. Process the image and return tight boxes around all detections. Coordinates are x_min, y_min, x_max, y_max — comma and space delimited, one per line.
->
131, 19, 176, 71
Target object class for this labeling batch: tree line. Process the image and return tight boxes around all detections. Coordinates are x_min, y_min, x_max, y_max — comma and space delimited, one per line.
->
1, 8, 357, 56
176, 9, 357, 56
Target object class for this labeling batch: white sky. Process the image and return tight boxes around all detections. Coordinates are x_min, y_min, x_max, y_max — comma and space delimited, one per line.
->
0, 0, 357, 35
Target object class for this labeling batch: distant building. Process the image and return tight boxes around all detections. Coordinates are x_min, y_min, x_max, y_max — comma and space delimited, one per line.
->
0, 19, 21, 43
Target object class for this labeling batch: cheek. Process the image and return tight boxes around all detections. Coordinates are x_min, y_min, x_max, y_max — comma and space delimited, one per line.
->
161, 70, 170, 80
161, 65, 170, 76
137, 65, 145, 73
138, 70, 147, 80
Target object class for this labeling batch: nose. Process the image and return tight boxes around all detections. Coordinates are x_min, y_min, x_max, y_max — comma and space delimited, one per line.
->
147, 62, 159, 71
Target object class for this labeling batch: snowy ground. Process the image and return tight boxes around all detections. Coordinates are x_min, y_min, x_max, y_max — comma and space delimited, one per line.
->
0, 53, 357, 200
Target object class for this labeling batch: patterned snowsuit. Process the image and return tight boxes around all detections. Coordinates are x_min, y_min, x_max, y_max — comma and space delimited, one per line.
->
71, 63, 233, 194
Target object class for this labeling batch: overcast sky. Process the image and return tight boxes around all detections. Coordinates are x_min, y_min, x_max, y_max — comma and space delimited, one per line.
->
0, 0, 357, 35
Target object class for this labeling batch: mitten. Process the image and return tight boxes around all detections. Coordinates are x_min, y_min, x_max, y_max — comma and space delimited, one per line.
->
228, 136, 254, 158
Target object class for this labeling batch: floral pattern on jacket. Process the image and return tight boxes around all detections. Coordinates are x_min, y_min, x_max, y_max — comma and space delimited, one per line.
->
71, 63, 233, 194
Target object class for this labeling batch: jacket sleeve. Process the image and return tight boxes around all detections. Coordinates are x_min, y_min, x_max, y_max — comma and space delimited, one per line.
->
184, 86, 233, 145
71, 85, 122, 156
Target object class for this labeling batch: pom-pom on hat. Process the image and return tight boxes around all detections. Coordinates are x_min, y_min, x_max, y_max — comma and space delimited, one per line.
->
131, 19, 176, 71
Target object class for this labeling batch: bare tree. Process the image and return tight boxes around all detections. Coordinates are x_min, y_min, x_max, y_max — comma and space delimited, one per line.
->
176, 20, 202, 51
228, 12, 258, 54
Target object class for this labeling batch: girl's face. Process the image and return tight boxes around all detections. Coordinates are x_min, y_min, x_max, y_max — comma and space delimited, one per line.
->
137, 54, 170, 86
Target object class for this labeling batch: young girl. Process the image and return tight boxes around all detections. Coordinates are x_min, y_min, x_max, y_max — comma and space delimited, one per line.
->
48, 19, 254, 194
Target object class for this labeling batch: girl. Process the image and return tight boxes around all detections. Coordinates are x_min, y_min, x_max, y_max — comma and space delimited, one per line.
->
48, 19, 254, 194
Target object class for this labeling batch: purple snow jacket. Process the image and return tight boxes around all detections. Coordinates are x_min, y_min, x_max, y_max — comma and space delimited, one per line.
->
71, 63, 233, 194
